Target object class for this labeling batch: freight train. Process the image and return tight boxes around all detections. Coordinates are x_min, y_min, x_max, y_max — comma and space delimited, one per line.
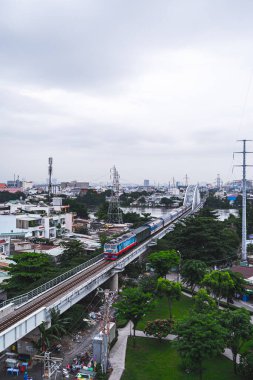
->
104, 205, 189, 260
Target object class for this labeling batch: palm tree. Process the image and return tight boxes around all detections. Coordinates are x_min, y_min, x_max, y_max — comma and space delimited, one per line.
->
38, 322, 59, 352
37, 308, 71, 352
50, 308, 71, 336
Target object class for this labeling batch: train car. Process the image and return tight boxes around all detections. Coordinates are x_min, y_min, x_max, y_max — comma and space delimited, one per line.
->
104, 232, 137, 260
133, 225, 151, 244
162, 206, 188, 226
145, 218, 164, 235
162, 214, 172, 226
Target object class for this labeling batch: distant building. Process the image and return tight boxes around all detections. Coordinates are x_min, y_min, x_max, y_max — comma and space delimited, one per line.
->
60, 181, 89, 195
144, 179, 149, 188
22, 181, 33, 191
7, 179, 22, 188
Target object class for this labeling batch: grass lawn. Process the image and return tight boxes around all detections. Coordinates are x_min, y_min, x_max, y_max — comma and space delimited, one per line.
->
121, 337, 243, 380
137, 294, 194, 330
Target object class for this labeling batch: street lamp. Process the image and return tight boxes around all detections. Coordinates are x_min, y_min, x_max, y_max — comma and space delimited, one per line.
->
177, 251, 181, 282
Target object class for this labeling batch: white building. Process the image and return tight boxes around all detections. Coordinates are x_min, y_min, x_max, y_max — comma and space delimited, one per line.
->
21, 181, 34, 191
0, 212, 73, 240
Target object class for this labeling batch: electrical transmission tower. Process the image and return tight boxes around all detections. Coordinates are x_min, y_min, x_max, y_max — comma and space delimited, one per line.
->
48, 157, 53, 198
107, 165, 123, 224
234, 139, 253, 264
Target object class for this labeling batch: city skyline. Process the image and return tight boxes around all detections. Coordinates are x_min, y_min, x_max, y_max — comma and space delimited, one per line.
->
1, 1, 253, 183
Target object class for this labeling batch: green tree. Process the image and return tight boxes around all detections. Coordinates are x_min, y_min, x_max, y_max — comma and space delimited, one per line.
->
2, 253, 54, 296
62, 198, 88, 218
138, 196, 146, 205
0, 191, 26, 203
160, 197, 173, 207
181, 260, 208, 294
176, 313, 226, 380
144, 319, 173, 342
193, 289, 217, 313
38, 322, 59, 352
141, 212, 152, 222
239, 351, 253, 379
96, 202, 109, 220
114, 288, 155, 339
219, 308, 253, 374
149, 250, 180, 278
138, 275, 158, 294
201, 270, 235, 306
226, 270, 246, 302
50, 308, 71, 337
157, 278, 181, 320
204, 194, 231, 209
37, 309, 71, 352
122, 211, 143, 226
162, 214, 240, 265
60, 239, 85, 262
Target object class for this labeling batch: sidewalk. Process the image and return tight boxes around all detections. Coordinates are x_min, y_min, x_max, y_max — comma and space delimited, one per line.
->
109, 321, 240, 380
109, 322, 132, 380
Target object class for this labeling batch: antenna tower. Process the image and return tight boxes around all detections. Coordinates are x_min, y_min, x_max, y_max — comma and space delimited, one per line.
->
48, 157, 53, 198
234, 140, 253, 264
216, 174, 222, 190
107, 166, 123, 224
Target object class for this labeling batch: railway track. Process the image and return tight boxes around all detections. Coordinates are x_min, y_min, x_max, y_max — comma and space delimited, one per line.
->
0, 259, 112, 333
0, 204, 196, 334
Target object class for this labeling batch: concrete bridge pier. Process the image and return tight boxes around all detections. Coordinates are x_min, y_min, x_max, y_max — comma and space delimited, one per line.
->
109, 273, 118, 292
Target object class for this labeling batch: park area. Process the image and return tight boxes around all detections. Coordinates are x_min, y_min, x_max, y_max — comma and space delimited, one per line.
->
120, 294, 244, 380
121, 337, 242, 380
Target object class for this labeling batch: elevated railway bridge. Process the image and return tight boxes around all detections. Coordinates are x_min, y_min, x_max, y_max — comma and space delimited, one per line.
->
0, 185, 202, 351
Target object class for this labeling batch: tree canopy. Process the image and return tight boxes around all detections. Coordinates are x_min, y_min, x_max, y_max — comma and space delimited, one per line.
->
181, 259, 208, 294
115, 287, 155, 338
2, 252, 54, 296
157, 278, 181, 320
0, 191, 26, 203
144, 319, 173, 342
62, 198, 88, 218
176, 313, 226, 380
60, 239, 86, 263
219, 308, 253, 374
159, 213, 240, 265
201, 270, 235, 306
149, 250, 180, 278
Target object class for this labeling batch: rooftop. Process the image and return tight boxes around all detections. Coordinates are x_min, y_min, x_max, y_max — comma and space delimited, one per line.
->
230, 265, 253, 279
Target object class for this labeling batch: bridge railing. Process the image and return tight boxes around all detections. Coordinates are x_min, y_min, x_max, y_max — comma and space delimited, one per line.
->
0, 254, 104, 309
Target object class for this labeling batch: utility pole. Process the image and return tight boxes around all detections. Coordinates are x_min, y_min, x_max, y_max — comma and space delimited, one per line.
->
234, 140, 253, 264
97, 288, 115, 373
48, 157, 53, 198
33, 352, 63, 379
107, 165, 123, 224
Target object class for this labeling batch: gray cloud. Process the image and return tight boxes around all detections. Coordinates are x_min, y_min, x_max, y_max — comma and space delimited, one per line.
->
1, 0, 253, 184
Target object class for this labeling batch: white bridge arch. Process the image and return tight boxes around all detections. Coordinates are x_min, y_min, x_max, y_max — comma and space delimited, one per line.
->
183, 184, 201, 210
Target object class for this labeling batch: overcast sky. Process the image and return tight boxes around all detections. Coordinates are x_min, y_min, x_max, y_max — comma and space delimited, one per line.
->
1, 0, 253, 185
